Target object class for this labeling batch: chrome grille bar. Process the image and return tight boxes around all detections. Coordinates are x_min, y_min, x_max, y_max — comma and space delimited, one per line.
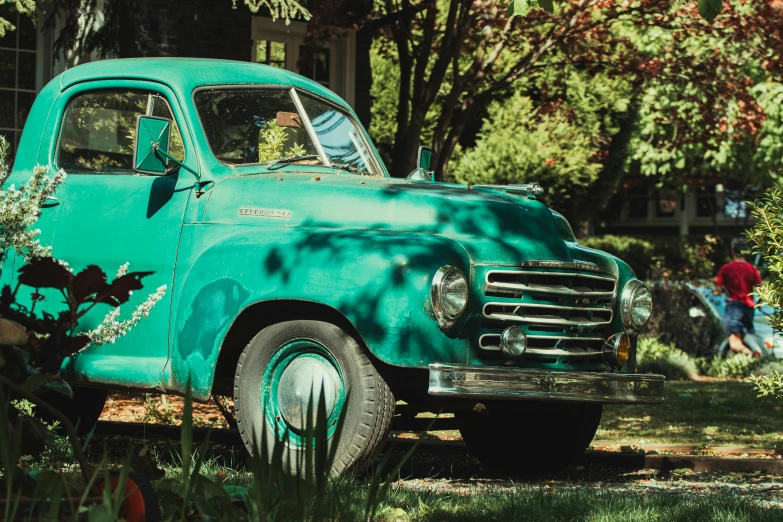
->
482, 302, 613, 325
479, 266, 619, 359
479, 333, 605, 357
485, 270, 616, 297
487, 270, 616, 283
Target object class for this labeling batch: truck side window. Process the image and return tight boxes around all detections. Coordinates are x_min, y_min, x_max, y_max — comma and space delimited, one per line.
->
57, 90, 185, 174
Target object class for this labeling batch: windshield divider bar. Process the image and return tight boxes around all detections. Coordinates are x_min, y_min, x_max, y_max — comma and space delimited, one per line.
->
290, 88, 329, 167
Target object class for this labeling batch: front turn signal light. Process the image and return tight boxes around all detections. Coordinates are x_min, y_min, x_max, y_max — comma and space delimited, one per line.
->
604, 333, 631, 369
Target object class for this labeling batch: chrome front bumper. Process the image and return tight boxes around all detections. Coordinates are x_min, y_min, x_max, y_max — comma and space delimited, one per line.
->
428, 364, 664, 404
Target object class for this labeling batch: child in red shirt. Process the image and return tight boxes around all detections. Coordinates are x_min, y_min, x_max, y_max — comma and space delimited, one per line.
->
714, 238, 762, 356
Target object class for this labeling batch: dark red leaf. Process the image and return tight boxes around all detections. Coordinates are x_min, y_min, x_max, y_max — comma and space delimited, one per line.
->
87, 271, 153, 306
61, 335, 91, 357
71, 265, 109, 304
17, 257, 73, 290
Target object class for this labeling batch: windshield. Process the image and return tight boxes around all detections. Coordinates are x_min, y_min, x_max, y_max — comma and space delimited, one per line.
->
194, 87, 382, 175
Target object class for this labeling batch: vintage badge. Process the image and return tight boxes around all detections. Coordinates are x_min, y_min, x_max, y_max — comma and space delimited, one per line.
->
239, 207, 292, 219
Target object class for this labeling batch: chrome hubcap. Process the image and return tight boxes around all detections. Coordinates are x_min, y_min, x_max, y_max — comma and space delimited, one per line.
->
277, 355, 338, 432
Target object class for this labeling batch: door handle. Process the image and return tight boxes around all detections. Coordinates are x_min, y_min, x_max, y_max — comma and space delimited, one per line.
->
42, 195, 59, 208
45, 196, 58, 201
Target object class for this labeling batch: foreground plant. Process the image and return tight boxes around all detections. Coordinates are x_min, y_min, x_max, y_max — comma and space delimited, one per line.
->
0, 256, 155, 375
0, 133, 168, 519
747, 184, 783, 398
0, 132, 165, 379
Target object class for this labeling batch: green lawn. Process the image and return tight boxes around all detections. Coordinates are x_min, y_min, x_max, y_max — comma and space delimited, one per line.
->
29, 380, 783, 521
370, 488, 782, 522
155, 460, 783, 522
597, 381, 783, 448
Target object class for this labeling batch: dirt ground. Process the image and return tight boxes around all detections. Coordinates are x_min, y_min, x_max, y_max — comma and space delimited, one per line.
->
98, 390, 232, 428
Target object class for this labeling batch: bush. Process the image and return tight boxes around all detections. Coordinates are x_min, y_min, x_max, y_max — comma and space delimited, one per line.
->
580, 235, 654, 278
696, 353, 765, 379
643, 281, 725, 358
749, 371, 783, 399
747, 172, 783, 400
637, 338, 770, 381
747, 362, 783, 399
748, 185, 783, 333
636, 337, 698, 380
581, 234, 723, 281
753, 360, 783, 377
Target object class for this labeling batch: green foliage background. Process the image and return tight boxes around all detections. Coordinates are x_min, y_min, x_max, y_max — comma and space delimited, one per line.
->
450, 71, 633, 221
367, 1, 783, 226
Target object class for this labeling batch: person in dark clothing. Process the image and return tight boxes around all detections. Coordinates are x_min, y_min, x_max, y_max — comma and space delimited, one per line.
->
714, 238, 763, 356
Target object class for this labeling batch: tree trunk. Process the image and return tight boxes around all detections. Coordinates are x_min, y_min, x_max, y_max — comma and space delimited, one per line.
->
117, 0, 134, 58
390, 107, 429, 178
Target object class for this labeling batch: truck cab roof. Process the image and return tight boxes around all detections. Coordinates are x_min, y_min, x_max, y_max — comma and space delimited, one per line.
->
58, 57, 345, 108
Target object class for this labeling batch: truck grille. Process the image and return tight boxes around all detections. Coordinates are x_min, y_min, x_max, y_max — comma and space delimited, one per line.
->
479, 268, 617, 365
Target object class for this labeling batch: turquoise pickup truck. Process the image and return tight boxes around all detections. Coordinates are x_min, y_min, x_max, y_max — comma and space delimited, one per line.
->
4, 58, 663, 474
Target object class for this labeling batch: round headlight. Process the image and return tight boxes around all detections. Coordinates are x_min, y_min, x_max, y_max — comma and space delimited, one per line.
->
431, 265, 469, 324
621, 279, 652, 330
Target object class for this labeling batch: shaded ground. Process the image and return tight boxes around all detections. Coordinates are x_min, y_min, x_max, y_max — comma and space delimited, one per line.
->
99, 380, 783, 450
84, 382, 783, 519
597, 381, 783, 448
85, 431, 783, 516
388, 463, 783, 511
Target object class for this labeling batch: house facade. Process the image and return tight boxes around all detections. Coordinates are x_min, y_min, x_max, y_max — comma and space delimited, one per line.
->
596, 181, 754, 238
0, 1, 371, 160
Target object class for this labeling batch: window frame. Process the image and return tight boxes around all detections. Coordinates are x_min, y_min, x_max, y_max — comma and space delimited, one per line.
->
54, 88, 188, 176
0, 7, 38, 160
295, 89, 384, 177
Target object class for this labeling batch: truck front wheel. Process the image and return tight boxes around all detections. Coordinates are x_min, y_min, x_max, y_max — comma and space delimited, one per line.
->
457, 401, 602, 473
233, 320, 394, 475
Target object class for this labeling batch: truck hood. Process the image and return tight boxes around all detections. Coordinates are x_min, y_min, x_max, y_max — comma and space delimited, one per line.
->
201, 172, 618, 274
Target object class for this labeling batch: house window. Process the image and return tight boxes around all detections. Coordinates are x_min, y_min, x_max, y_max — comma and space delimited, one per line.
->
627, 187, 648, 219
298, 46, 330, 89
724, 189, 747, 219
255, 40, 287, 69
696, 188, 716, 218
0, 7, 37, 161
250, 17, 354, 106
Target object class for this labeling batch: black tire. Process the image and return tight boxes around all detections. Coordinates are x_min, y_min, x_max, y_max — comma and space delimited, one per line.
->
39, 385, 108, 436
457, 401, 603, 473
234, 320, 394, 475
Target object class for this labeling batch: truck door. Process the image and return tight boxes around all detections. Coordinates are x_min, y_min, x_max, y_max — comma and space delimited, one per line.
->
33, 83, 197, 389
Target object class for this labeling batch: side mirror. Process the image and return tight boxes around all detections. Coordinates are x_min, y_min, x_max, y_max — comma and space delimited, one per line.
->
407, 146, 434, 181
417, 146, 432, 171
407, 168, 432, 181
134, 115, 172, 175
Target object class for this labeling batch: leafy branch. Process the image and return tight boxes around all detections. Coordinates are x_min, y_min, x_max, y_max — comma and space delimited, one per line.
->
507, 0, 725, 21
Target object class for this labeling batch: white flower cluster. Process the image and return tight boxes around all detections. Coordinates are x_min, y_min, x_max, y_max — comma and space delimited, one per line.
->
115, 262, 130, 278
87, 284, 167, 346
1, 138, 164, 352
0, 136, 67, 260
